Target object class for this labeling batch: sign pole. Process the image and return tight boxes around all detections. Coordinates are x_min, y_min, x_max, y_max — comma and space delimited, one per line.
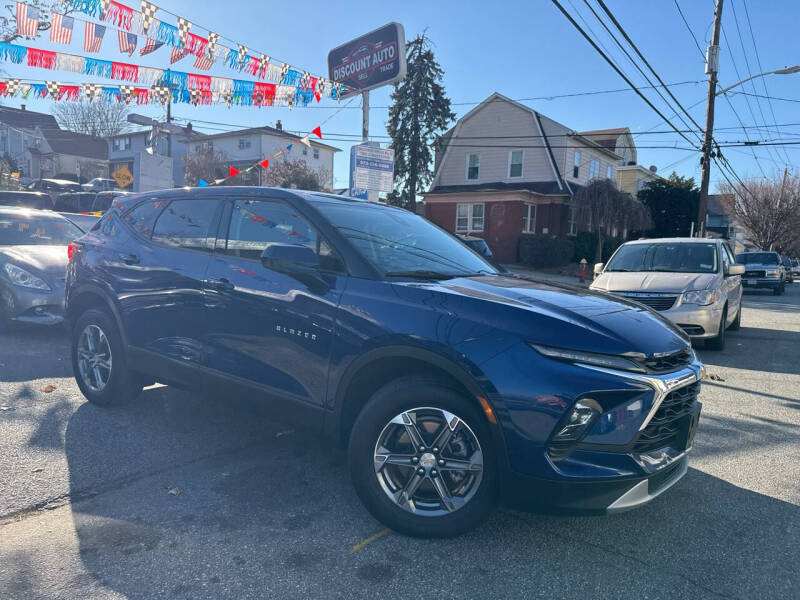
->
362, 91, 369, 142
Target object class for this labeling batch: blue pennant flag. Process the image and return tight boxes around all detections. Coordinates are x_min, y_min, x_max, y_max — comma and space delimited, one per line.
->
198, 179, 208, 187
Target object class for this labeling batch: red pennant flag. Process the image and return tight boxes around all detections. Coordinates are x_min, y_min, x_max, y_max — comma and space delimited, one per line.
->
311, 126, 322, 139
315, 91, 321, 103
259, 158, 269, 170
229, 166, 239, 177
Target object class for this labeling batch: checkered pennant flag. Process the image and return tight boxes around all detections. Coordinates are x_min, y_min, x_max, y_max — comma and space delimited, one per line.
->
82, 83, 101, 102
176, 16, 191, 47
300, 71, 310, 90
152, 85, 171, 105
119, 85, 135, 104
221, 89, 233, 108
5, 79, 21, 96
279, 63, 290, 82
317, 77, 326, 95
189, 88, 202, 106
140, 1, 157, 36
100, 0, 110, 17
45, 81, 60, 99
258, 54, 270, 78
237, 44, 247, 70
332, 81, 341, 97
206, 32, 220, 59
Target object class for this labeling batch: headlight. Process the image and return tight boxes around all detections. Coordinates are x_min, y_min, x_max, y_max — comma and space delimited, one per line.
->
766, 270, 780, 277
530, 344, 645, 373
4, 263, 51, 291
682, 289, 717, 305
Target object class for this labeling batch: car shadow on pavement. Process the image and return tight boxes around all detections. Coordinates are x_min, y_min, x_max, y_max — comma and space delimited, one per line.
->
696, 326, 800, 376
0, 323, 72, 382
50, 385, 800, 599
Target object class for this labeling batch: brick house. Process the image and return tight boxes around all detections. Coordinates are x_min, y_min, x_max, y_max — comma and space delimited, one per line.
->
423, 93, 622, 262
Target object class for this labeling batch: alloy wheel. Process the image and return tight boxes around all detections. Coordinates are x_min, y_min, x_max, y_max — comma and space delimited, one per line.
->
77, 324, 113, 392
373, 407, 484, 517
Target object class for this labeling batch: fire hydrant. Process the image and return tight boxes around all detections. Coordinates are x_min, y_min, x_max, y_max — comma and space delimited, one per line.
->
579, 258, 587, 283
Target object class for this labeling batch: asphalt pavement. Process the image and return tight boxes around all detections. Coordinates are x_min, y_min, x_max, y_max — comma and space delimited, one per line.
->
1, 285, 798, 599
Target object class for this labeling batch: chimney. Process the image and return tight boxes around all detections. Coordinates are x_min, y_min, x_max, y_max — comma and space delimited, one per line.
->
185, 122, 193, 133
20, 104, 25, 111
275, 120, 282, 131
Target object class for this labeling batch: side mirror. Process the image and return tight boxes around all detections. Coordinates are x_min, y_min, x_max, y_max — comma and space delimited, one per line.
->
594, 262, 605, 275
727, 264, 745, 276
260, 243, 319, 272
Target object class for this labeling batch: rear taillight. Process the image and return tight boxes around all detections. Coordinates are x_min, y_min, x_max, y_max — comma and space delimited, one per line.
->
67, 243, 78, 260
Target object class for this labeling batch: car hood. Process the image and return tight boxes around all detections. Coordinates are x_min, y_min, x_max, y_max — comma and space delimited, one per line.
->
401, 274, 690, 357
0, 245, 68, 278
590, 271, 717, 293
740, 263, 779, 270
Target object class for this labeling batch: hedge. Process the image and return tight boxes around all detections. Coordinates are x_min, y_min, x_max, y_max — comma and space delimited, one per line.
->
572, 231, 624, 263
518, 235, 575, 269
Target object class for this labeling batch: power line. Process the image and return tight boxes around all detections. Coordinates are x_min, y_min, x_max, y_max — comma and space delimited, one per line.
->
553, 1, 699, 147
728, 91, 800, 104
673, 0, 707, 59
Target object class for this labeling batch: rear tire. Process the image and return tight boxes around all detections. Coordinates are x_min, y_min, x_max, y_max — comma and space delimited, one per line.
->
706, 307, 727, 351
71, 308, 142, 406
729, 304, 741, 331
348, 376, 498, 538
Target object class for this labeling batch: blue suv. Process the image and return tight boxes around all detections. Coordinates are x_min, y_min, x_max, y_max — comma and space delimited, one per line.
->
66, 188, 703, 537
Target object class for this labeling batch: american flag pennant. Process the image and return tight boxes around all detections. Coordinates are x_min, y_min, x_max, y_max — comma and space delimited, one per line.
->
176, 16, 191, 47
84, 23, 106, 53
140, 0, 157, 36
15, 2, 39, 37
193, 52, 214, 71
118, 31, 137, 56
50, 13, 74, 45
139, 37, 163, 56
82, 83, 101, 102
237, 45, 247, 70
44, 81, 60, 99
170, 46, 189, 64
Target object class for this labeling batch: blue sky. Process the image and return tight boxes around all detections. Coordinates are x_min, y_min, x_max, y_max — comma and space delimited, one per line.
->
3, 0, 799, 190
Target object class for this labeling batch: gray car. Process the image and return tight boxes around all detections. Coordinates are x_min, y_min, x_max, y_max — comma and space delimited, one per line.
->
591, 238, 744, 350
0, 207, 84, 327
736, 251, 785, 295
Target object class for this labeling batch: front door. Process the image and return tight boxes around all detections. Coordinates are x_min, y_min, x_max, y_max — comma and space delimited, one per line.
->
202, 197, 347, 408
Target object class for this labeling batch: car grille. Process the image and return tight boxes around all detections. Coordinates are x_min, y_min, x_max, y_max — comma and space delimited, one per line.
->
615, 293, 677, 311
744, 270, 765, 278
633, 382, 700, 453
638, 348, 693, 374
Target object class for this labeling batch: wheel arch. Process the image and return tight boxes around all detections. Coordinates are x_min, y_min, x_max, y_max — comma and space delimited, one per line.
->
66, 283, 128, 346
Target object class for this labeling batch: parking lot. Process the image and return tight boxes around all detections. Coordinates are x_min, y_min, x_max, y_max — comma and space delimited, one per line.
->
1, 285, 798, 600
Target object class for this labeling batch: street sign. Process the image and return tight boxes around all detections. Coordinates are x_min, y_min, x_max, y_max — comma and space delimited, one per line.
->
351, 143, 394, 194
112, 165, 134, 189
328, 23, 406, 98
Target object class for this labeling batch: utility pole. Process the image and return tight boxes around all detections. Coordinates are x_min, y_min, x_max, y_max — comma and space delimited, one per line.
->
697, 0, 724, 237
166, 92, 173, 158
362, 91, 369, 142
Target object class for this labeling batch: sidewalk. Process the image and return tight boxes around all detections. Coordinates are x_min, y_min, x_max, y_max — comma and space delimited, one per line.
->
502, 264, 591, 287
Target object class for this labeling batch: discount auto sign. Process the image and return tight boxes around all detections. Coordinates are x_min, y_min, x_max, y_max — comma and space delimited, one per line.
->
328, 23, 407, 96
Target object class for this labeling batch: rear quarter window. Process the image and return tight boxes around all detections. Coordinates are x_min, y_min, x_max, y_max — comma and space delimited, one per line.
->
122, 199, 167, 238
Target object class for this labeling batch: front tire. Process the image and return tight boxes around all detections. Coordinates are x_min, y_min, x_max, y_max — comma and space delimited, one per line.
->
71, 308, 142, 406
348, 376, 498, 538
706, 307, 727, 351
729, 303, 741, 330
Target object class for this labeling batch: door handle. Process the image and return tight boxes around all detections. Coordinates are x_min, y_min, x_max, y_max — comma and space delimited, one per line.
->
204, 277, 234, 291
119, 253, 139, 265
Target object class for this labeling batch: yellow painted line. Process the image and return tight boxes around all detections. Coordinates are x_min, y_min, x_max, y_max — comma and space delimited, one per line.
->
349, 528, 391, 553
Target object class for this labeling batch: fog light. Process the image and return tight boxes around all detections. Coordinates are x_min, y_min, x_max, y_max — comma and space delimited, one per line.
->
552, 398, 602, 442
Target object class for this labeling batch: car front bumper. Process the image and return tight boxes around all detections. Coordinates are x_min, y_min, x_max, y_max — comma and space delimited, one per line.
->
0, 283, 65, 325
661, 302, 724, 339
741, 278, 781, 290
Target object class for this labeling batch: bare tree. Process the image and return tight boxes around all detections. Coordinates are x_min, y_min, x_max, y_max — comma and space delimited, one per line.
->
1, 1, 70, 43
719, 173, 800, 251
263, 157, 330, 192
573, 178, 637, 262
52, 100, 130, 138
183, 145, 229, 186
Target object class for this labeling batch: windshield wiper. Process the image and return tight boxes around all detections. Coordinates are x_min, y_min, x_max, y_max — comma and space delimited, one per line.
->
385, 270, 460, 280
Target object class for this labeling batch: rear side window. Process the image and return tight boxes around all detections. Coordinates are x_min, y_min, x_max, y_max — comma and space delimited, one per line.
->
152, 199, 218, 251
123, 199, 166, 237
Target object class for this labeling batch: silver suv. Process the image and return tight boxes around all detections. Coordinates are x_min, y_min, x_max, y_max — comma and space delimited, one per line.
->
591, 238, 744, 350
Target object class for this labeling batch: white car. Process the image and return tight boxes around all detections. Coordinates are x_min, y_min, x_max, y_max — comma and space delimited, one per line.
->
591, 238, 744, 350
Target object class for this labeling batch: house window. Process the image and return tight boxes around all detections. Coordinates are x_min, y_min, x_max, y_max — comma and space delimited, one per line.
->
606, 165, 613, 179
509, 150, 524, 178
313, 148, 319, 159
238, 138, 251, 150
112, 136, 131, 152
466, 154, 480, 180
522, 203, 536, 233
456, 203, 484, 232
637, 177, 645, 191
573, 151, 580, 178
568, 205, 577, 236
589, 159, 599, 179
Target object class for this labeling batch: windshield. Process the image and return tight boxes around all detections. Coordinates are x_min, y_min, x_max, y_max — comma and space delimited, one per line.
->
312, 200, 497, 277
736, 252, 779, 265
606, 242, 718, 273
0, 214, 83, 245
